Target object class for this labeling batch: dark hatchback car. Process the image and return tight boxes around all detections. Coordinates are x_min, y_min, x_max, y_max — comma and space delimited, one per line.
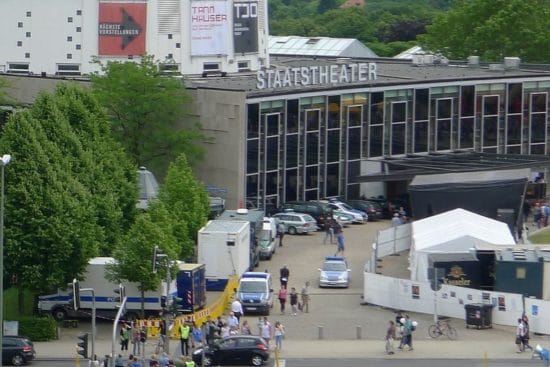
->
192, 335, 270, 366
347, 200, 383, 221
3, 335, 36, 366
278, 201, 333, 229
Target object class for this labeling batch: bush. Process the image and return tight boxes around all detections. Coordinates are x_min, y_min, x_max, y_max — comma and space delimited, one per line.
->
15, 315, 57, 341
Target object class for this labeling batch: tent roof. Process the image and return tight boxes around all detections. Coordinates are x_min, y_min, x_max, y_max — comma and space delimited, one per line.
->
412, 208, 515, 252
410, 168, 530, 187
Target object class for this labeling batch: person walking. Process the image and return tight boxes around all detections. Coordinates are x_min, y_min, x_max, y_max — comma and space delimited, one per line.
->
120, 323, 130, 353
231, 298, 244, 322
522, 313, 533, 351
131, 325, 141, 355
191, 322, 203, 350
385, 320, 396, 355
280, 265, 290, 288
277, 222, 285, 247
227, 311, 239, 329
278, 286, 287, 315
333, 223, 345, 256
241, 320, 252, 335
289, 287, 299, 315
179, 320, 191, 357
205, 317, 217, 345
516, 318, 526, 353
260, 317, 272, 346
300, 281, 310, 313
323, 218, 335, 244
398, 315, 414, 351
274, 321, 285, 351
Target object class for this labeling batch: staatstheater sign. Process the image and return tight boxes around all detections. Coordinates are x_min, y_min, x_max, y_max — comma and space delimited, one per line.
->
256, 62, 377, 90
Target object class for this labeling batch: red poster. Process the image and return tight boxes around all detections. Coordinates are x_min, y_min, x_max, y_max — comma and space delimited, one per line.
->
98, 2, 147, 56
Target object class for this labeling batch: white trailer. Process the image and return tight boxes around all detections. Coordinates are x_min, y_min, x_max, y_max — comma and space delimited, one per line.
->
198, 220, 250, 291
38, 257, 176, 321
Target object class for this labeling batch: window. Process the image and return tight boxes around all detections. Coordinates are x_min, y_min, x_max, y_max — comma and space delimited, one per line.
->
7, 63, 29, 74
175, 42, 181, 48
76, 27, 81, 32
167, 53, 173, 59
67, 17, 73, 23
17, 22, 23, 28
203, 63, 220, 72
159, 63, 180, 74
67, 53, 73, 59
24, 53, 30, 58
26, 11, 31, 17
25, 32, 31, 37
67, 36, 72, 42
238, 61, 250, 72
168, 34, 173, 39
516, 267, 526, 279
56, 64, 81, 76
16, 41, 22, 47
76, 44, 81, 50
76, 10, 82, 15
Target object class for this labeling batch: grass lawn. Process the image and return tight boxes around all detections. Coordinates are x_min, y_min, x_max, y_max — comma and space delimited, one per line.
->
529, 227, 550, 244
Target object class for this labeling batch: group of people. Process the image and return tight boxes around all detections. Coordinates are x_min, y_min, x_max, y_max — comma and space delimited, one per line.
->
119, 322, 151, 356
516, 313, 533, 353
278, 265, 310, 314
385, 312, 416, 355
322, 218, 345, 256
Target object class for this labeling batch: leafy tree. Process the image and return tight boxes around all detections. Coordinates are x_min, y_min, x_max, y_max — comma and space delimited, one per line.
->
157, 153, 209, 259
419, 0, 550, 63
108, 207, 179, 317
0, 77, 14, 105
317, 0, 337, 14
90, 55, 205, 176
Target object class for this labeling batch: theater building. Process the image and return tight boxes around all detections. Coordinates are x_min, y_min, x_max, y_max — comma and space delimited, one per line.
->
2, 2, 550, 210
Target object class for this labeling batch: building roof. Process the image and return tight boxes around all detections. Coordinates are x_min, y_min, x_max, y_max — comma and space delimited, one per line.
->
201, 220, 249, 233
268, 36, 377, 58
393, 46, 424, 59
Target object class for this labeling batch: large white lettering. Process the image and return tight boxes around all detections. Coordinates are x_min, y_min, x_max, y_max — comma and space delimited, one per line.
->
256, 62, 378, 90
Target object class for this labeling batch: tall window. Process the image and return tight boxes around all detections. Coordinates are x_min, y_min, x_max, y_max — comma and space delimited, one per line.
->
459, 85, 475, 149
530, 92, 547, 154
413, 89, 429, 152
369, 92, 384, 157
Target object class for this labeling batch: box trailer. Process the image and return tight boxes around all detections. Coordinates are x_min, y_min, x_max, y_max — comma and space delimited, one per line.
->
198, 220, 250, 291
176, 263, 207, 312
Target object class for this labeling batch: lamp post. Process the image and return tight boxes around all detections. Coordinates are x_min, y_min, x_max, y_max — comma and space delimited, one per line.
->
0, 154, 11, 366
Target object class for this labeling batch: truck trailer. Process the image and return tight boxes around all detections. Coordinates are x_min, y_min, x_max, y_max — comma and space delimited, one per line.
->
176, 263, 207, 312
37, 257, 177, 321
198, 220, 250, 291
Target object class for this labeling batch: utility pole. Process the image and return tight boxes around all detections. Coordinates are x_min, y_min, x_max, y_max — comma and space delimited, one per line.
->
110, 284, 127, 367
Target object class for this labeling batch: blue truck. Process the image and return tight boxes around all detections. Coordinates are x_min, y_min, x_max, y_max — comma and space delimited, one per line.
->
176, 263, 207, 313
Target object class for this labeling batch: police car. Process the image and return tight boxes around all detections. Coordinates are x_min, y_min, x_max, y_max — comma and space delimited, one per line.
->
318, 256, 351, 288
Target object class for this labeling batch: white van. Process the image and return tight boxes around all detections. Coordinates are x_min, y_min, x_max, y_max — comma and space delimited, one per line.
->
259, 217, 277, 260
237, 272, 273, 315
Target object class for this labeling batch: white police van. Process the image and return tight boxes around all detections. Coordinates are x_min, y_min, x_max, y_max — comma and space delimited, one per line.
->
236, 272, 273, 315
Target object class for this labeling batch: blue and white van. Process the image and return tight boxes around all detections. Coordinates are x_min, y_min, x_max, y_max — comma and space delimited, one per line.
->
236, 272, 273, 315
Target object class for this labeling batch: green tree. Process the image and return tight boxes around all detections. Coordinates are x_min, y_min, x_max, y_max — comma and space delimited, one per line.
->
0, 77, 13, 105
419, 0, 550, 63
157, 153, 209, 259
317, 0, 337, 14
108, 207, 179, 317
91, 55, 205, 176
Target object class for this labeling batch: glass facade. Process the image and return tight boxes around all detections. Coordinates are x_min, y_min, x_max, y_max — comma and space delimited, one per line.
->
245, 81, 550, 208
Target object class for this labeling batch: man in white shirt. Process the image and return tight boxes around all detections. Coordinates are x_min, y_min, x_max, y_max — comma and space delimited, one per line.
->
231, 299, 244, 321
227, 312, 239, 329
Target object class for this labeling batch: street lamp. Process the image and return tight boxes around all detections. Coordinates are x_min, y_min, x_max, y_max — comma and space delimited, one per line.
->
0, 153, 11, 366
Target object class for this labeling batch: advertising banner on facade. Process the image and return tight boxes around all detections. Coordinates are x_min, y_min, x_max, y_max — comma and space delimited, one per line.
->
233, 0, 258, 53
98, 2, 147, 56
191, 1, 229, 56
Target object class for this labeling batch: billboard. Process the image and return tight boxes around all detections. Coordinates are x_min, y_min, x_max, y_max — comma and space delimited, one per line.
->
191, 1, 229, 56
98, 2, 147, 56
233, 0, 258, 53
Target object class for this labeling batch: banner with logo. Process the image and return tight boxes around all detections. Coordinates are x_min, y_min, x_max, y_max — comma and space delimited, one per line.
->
191, 1, 229, 56
98, 2, 147, 56
233, 0, 258, 53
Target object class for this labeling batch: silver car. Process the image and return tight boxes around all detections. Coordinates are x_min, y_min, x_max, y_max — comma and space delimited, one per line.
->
272, 212, 318, 235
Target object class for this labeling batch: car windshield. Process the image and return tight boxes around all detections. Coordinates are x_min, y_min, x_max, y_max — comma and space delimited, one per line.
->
239, 280, 266, 293
303, 214, 315, 221
322, 262, 347, 271
258, 230, 271, 240
340, 203, 354, 210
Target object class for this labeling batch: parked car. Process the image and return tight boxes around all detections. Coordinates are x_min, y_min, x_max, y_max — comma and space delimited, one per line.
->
320, 200, 367, 224
257, 228, 276, 260
347, 199, 383, 221
2, 335, 35, 366
318, 256, 351, 288
272, 212, 318, 235
277, 201, 332, 229
332, 210, 354, 227
192, 335, 270, 366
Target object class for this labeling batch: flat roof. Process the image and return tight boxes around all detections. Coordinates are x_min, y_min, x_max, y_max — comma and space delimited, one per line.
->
185, 56, 550, 97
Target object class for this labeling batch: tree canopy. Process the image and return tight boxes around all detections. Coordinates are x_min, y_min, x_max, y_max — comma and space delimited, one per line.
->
419, 0, 550, 63
90, 55, 205, 176
0, 84, 136, 293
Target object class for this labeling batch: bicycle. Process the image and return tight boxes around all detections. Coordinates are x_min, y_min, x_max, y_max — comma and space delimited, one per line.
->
428, 317, 458, 340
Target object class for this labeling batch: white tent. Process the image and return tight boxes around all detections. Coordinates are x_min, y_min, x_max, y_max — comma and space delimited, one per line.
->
409, 208, 516, 282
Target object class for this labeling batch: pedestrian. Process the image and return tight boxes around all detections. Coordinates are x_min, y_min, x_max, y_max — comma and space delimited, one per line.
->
391, 213, 402, 227
257, 317, 263, 335
191, 322, 203, 350
184, 356, 196, 367
241, 320, 252, 335
132, 325, 141, 355
277, 221, 285, 247
334, 223, 345, 256
385, 320, 396, 355
516, 318, 526, 353
289, 287, 299, 315
260, 317, 272, 346
522, 313, 533, 351
179, 320, 191, 357
274, 321, 285, 351
278, 285, 287, 314
231, 298, 244, 322
216, 316, 224, 334
120, 323, 130, 353
139, 326, 147, 354
323, 218, 335, 244
90, 354, 100, 367
125, 354, 134, 367
300, 281, 310, 313
399, 315, 414, 351
280, 265, 290, 288
220, 322, 230, 338
227, 311, 239, 329
205, 317, 217, 345
130, 356, 141, 367
115, 354, 125, 367
159, 352, 170, 367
